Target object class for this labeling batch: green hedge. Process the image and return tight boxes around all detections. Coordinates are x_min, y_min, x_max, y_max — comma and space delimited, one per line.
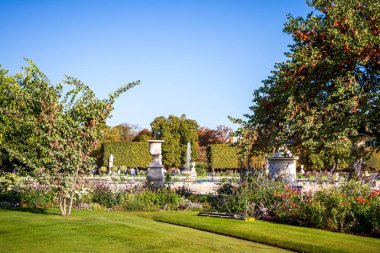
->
102, 142, 151, 168
208, 144, 240, 169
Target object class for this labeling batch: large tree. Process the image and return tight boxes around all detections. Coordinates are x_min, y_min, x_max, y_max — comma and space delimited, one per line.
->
234, 0, 380, 166
100, 123, 139, 143
0, 60, 139, 215
151, 114, 199, 168
198, 125, 234, 146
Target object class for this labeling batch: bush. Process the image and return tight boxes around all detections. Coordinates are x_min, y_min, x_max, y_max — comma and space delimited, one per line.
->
102, 142, 150, 168
91, 183, 122, 208
121, 188, 185, 211
19, 189, 54, 208
89, 184, 187, 211
0, 174, 55, 208
195, 162, 208, 176
110, 166, 118, 172
215, 171, 285, 218
208, 144, 240, 169
214, 172, 380, 235
99, 166, 107, 174
120, 166, 127, 173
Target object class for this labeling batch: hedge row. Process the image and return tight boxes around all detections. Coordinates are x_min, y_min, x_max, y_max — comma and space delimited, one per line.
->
208, 144, 240, 169
102, 142, 151, 168
102, 142, 266, 170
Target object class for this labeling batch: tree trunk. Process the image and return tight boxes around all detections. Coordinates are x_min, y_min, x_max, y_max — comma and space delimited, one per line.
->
68, 165, 81, 216
59, 197, 67, 216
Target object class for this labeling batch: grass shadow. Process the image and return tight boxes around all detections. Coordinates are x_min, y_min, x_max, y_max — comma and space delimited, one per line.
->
0, 206, 60, 215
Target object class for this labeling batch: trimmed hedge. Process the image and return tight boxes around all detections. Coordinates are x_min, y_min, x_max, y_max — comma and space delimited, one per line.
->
102, 142, 151, 168
208, 144, 240, 169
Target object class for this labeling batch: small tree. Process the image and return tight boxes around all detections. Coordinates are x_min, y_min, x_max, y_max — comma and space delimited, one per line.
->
0, 60, 139, 215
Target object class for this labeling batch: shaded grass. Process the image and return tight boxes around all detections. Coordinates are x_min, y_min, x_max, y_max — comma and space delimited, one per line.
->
152, 211, 380, 253
0, 208, 289, 253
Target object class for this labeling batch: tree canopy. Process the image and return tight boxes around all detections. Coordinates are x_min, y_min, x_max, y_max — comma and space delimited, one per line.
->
234, 0, 380, 167
198, 125, 234, 146
151, 114, 199, 168
0, 60, 139, 215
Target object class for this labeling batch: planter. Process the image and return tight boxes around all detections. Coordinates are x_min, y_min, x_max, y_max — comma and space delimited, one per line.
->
267, 150, 299, 183
146, 140, 165, 188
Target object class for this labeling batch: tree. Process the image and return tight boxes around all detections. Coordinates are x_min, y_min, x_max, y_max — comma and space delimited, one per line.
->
215, 125, 234, 144
0, 60, 139, 215
151, 115, 199, 168
133, 128, 152, 142
101, 123, 139, 143
113, 123, 139, 142
198, 127, 219, 146
234, 0, 380, 165
198, 125, 234, 146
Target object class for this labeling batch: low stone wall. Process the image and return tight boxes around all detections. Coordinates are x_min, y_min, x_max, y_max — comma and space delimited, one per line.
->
84, 176, 380, 194
85, 176, 222, 194
85, 176, 145, 192
169, 182, 222, 194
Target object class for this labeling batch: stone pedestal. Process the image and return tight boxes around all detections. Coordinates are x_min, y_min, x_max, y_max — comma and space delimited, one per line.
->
147, 140, 165, 188
267, 150, 299, 183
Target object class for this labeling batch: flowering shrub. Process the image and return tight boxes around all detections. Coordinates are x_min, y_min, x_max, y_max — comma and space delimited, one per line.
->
295, 181, 380, 234
215, 171, 286, 218
215, 172, 380, 235
120, 188, 185, 211
90, 183, 122, 208
0, 173, 55, 208
87, 183, 188, 211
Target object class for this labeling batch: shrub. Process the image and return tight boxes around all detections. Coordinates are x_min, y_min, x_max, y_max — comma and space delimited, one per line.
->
99, 166, 107, 174
120, 166, 127, 173
195, 162, 208, 176
208, 144, 240, 169
121, 188, 185, 211
215, 171, 285, 218
110, 166, 118, 172
19, 189, 54, 208
91, 183, 122, 208
214, 172, 380, 235
102, 142, 150, 167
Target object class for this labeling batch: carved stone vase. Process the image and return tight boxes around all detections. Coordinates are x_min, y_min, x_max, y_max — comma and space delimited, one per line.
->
147, 140, 165, 188
267, 149, 299, 183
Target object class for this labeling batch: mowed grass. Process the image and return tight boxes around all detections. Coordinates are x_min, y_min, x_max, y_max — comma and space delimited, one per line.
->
0, 208, 289, 253
152, 211, 380, 253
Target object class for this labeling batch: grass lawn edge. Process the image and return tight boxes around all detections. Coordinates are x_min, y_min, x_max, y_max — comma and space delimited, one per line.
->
150, 211, 380, 253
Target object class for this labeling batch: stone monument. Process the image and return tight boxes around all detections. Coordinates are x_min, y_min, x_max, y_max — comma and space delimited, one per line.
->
147, 140, 165, 188
108, 154, 114, 168
267, 148, 299, 183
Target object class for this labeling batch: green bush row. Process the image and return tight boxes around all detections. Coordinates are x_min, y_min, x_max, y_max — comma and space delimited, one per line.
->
208, 144, 240, 169
86, 185, 189, 211
102, 142, 151, 168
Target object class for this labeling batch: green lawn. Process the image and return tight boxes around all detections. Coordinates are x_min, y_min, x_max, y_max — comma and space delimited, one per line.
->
152, 211, 380, 253
0, 208, 289, 253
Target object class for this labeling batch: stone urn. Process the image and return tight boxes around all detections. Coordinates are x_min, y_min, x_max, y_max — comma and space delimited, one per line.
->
267, 149, 299, 183
147, 140, 165, 188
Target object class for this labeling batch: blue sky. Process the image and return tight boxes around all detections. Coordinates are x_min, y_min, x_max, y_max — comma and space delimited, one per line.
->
0, 0, 312, 130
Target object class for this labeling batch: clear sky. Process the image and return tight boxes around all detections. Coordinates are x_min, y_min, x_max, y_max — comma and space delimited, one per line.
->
0, 0, 313, 130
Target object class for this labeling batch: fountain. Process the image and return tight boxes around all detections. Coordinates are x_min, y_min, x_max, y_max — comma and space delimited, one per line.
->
267, 148, 299, 183
181, 142, 197, 181
146, 140, 165, 188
